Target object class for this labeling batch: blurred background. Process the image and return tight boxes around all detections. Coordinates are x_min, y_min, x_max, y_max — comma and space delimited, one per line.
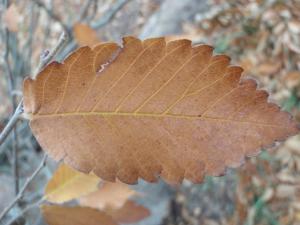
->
0, 0, 300, 224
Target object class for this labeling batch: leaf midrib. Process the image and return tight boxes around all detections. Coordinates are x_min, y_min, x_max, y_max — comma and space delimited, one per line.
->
31, 111, 287, 128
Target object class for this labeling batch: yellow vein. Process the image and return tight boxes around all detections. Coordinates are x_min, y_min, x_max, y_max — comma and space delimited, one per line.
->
75, 46, 107, 112
184, 64, 231, 97
133, 49, 200, 113
39, 65, 55, 114
201, 84, 240, 117
162, 59, 227, 114
114, 43, 186, 113
226, 93, 257, 119
54, 50, 86, 113
32, 111, 288, 128
91, 40, 160, 112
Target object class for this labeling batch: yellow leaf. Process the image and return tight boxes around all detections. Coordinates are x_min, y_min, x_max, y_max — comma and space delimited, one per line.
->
44, 163, 100, 203
23, 37, 299, 184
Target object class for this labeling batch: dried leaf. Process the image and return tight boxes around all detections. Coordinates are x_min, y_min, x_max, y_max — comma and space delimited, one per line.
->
257, 61, 282, 76
73, 23, 100, 47
3, 4, 20, 32
44, 163, 100, 203
41, 205, 117, 225
109, 200, 150, 223
284, 71, 300, 89
79, 182, 136, 209
79, 183, 150, 223
23, 37, 299, 184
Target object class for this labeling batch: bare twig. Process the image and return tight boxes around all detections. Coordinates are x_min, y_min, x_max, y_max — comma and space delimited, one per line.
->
0, 102, 23, 149
35, 32, 68, 76
33, 0, 70, 36
11, 129, 20, 195
59, 0, 129, 60
0, 154, 48, 222
3, 0, 20, 195
76, 0, 95, 23
0, 32, 68, 151
4, 198, 45, 225
91, 0, 131, 29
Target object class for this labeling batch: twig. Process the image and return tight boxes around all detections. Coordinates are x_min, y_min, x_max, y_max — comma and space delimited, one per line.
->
11, 128, 19, 195
85, 0, 98, 23
59, 0, 128, 60
35, 32, 68, 77
0, 102, 23, 149
91, 0, 131, 29
0, 32, 68, 150
0, 154, 48, 222
4, 198, 45, 225
3, 0, 20, 195
33, 0, 70, 36
75, 0, 95, 23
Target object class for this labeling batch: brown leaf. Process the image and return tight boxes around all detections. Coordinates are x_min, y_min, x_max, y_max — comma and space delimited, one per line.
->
110, 200, 150, 223
73, 23, 100, 47
23, 37, 299, 184
79, 182, 136, 209
283, 71, 300, 89
257, 61, 282, 76
41, 205, 117, 225
79, 183, 150, 223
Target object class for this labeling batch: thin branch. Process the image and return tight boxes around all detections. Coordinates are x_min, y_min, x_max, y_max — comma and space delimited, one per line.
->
34, 32, 68, 77
91, 0, 131, 29
33, 0, 70, 36
3, 0, 20, 195
59, 0, 129, 60
4, 198, 45, 225
0, 154, 48, 222
0, 32, 68, 151
75, 0, 95, 23
0, 102, 23, 149
11, 128, 20, 195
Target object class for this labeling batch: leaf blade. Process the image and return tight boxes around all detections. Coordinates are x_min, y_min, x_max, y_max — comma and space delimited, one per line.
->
23, 37, 299, 184
44, 163, 100, 203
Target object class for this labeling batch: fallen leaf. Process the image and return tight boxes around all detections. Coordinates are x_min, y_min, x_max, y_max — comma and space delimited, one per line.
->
79, 182, 136, 209
3, 4, 20, 32
276, 184, 296, 198
284, 71, 300, 89
44, 163, 100, 203
73, 23, 100, 47
257, 61, 282, 76
288, 20, 300, 34
23, 37, 299, 184
41, 205, 117, 225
